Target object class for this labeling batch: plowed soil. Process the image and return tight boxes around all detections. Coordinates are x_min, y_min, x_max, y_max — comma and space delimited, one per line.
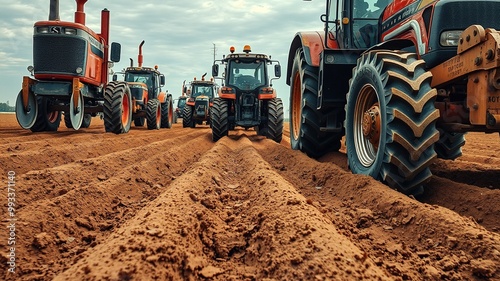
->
1, 112, 499, 281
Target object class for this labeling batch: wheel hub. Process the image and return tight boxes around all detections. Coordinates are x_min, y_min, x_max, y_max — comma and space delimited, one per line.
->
362, 104, 381, 149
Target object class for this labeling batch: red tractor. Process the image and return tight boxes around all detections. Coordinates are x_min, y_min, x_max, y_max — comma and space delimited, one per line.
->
15, 0, 121, 132
288, 0, 500, 194
110, 41, 173, 131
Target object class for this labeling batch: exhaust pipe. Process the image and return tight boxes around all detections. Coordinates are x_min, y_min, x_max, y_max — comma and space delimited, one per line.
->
138, 40, 145, 68
49, 0, 60, 21
75, 0, 88, 25
130, 58, 134, 67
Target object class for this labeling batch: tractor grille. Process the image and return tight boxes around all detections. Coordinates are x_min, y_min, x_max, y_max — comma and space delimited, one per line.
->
33, 35, 87, 76
194, 99, 209, 118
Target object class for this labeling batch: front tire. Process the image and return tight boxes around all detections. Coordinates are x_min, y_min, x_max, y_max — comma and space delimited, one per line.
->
147, 99, 161, 130
259, 98, 284, 143
183, 106, 194, 128
289, 48, 341, 157
161, 96, 173, 128
103, 81, 132, 134
31, 97, 61, 132
346, 51, 440, 195
134, 117, 145, 127
211, 98, 229, 142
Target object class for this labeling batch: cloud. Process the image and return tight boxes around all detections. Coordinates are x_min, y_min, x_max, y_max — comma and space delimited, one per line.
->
0, 0, 325, 118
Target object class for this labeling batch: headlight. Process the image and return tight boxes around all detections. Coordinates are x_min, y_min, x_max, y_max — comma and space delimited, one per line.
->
76, 67, 83, 74
64, 28, 77, 35
440, 30, 462, 46
37, 27, 49, 33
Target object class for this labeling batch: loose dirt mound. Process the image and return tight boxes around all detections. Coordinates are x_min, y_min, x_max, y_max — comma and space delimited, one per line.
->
1, 113, 499, 280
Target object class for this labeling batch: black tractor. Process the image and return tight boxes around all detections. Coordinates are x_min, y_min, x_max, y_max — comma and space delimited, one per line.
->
211, 45, 283, 142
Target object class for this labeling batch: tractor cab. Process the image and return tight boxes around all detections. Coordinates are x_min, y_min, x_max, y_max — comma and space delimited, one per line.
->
124, 67, 164, 101
323, 0, 390, 49
191, 83, 215, 100
227, 58, 267, 91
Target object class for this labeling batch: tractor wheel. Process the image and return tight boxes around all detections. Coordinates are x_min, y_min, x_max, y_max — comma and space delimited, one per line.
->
346, 51, 440, 195
31, 97, 61, 132
434, 128, 466, 160
103, 81, 132, 134
161, 96, 173, 128
65, 113, 91, 129
259, 98, 284, 143
146, 99, 161, 130
289, 48, 341, 157
15, 89, 38, 129
173, 111, 178, 124
134, 117, 145, 127
211, 97, 229, 142
183, 106, 194, 128
81, 114, 92, 128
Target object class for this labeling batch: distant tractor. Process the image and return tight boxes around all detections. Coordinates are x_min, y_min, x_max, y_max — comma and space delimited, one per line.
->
211, 45, 283, 142
110, 41, 173, 131
15, 0, 121, 132
182, 74, 217, 128
175, 95, 187, 120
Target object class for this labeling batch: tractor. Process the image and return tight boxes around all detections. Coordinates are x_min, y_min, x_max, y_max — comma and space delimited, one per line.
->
182, 74, 217, 128
15, 0, 121, 132
111, 41, 173, 131
288, 0, 500, 194
211, 45, 284, 142
176, 95, 187, 120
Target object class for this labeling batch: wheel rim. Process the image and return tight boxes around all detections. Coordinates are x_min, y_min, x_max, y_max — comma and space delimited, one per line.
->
291, 71, 302, 141
47, 110, 59, 123
121, 93, 130, 126
354, 84, 380, 167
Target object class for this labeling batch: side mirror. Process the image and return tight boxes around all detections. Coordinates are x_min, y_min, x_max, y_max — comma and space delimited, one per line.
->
112, 74, 117, 81
160, 74, 165, 87
110, 42, 121, 63
212, 64, 219, 77
274, 64, 281, 78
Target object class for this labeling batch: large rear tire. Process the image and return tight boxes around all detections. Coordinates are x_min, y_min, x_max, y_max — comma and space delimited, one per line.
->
31, 97, 61, 132
147, 99, 161, 130
211, 98, 229, 142
289, 48, 341, 157
346, 51, 440, 195
434, 129, 466, 160
183, 106, 194, 128
161, 96, 173, 128
103, 81, 132, 134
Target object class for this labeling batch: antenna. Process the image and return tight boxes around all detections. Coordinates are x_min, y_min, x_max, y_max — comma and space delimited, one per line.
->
212, 43, 217, 62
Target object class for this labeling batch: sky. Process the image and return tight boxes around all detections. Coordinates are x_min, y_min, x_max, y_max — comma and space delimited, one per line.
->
0, 0, 326, 115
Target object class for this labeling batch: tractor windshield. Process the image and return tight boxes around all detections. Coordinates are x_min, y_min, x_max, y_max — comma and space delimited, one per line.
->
177, 98, 186, 108
125, 72, 154, 92
191, 85, 214, 99
227, 60, 266, 91
351, 0, 390, 48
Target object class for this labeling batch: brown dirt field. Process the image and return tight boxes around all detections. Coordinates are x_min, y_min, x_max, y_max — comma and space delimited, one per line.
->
1, 112, 499, 281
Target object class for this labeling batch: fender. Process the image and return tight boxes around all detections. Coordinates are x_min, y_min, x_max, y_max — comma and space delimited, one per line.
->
158, 91, 166, 103
286, 31, 324, 85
